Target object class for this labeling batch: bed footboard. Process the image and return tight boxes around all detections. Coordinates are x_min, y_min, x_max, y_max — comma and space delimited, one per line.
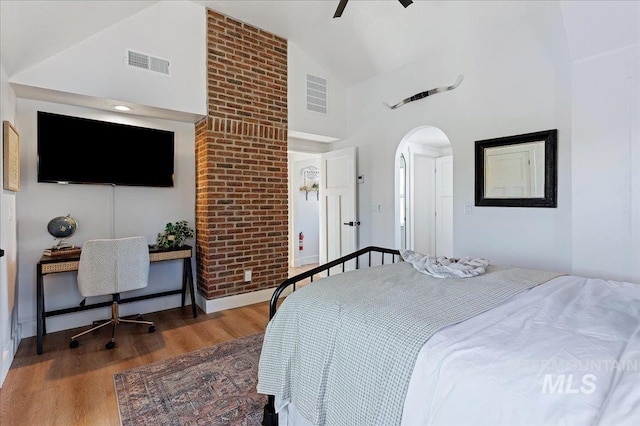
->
269, 246, 400, 320
262, 246, 400, 425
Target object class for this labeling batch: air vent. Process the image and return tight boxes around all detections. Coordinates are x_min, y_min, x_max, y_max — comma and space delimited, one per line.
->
306, 74, 328, 114
126, 50, 170, 75
150, 56, 170, 74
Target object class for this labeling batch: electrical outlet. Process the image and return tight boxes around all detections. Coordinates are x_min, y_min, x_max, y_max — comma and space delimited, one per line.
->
244, 269, 252, 282
357, 175, 365, 184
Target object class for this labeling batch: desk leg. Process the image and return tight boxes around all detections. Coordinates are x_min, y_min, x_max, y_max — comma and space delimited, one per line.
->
37, 267, 44, 355
183, 257, 197, 318
181, 263, 187, 307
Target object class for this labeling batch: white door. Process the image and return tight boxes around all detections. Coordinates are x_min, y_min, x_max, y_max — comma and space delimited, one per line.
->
435, 155, 453, 257
484, 142, 543, 198
411, 153, 436, 255
319, 147, 357, 271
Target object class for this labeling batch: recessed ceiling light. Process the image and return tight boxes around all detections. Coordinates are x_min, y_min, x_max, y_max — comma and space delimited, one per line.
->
114, 105, 130, 111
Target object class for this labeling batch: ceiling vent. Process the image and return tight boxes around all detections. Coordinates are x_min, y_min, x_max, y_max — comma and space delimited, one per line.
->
126, 50, 170, 76
306, 74, 328, 114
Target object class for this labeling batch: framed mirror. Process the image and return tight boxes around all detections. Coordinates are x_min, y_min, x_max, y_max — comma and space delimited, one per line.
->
475, 129, 557, 207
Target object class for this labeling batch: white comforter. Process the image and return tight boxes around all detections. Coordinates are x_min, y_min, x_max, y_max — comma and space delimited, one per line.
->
278, 275, 640, 425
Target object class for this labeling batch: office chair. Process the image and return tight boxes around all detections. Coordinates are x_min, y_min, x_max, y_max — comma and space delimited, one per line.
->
69, 236, 155, 350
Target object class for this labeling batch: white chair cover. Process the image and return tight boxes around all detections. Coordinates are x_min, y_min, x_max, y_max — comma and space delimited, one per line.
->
77, 236, 150, 297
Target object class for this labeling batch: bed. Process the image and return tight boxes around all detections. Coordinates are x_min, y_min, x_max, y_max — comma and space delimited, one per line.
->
257, 246, 640, 426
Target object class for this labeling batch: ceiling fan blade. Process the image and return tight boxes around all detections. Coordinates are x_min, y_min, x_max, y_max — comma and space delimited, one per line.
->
334, 0, 411, 18
334, 0, 349, 18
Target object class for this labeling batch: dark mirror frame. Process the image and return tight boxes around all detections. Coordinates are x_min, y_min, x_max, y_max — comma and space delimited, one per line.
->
475, 129, 557, 208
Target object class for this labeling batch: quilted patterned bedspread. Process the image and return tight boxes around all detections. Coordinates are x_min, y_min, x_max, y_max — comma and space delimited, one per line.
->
257, 262, 562, 425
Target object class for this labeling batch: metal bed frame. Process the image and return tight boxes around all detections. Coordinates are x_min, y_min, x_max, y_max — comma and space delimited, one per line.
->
262, 246, 401, 426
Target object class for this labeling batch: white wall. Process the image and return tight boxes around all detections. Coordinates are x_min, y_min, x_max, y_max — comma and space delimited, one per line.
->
0, 64, 18, 387
288, 42, 347, 140
571, 44, 640, 283
9, 1, 206, 116
4, 0, 206, 344
336, 1, 573, 272
562, 0, 639, 283
16, 99, 196, 338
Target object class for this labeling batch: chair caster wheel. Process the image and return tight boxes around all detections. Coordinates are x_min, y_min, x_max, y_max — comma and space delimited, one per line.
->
149, 325, 156, 333
70, 340, 79, 349
105, 341, 116, 350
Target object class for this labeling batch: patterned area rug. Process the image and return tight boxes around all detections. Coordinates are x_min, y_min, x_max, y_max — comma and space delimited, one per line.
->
114, 332, 266, 425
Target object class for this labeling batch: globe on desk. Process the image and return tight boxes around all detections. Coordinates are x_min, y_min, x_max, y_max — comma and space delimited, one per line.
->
47, 215, 77, 249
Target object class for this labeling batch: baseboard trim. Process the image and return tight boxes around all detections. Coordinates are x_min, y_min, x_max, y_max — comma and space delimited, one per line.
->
17, 289, 288, 344
300, 255, 319, 265
292, 255, 319, 268
197, 286, 292, 314
19, 295, 183, 339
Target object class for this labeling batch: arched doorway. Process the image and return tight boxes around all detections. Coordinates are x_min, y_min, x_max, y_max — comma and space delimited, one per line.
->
394, 126, 453, 256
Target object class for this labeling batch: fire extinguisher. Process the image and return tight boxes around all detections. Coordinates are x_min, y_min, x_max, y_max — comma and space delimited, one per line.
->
299, 232, 304, 251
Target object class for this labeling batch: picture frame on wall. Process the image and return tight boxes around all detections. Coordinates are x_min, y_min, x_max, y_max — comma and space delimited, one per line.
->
3, 120, 20, 192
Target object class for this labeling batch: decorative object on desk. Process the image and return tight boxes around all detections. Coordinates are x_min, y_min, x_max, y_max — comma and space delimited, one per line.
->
156, 220, 194, 249
3, 121, 20, 191
47, 214, 78, 249
43, 246, 81, 257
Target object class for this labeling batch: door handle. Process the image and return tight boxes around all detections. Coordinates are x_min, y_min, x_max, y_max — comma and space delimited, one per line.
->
343, 221, 361, 227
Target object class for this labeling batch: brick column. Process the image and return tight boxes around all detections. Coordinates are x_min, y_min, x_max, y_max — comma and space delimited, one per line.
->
195, 10, 288, 300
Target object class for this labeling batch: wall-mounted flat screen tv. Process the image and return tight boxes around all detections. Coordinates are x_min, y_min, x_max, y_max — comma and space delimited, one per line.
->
38, 111, 175, 187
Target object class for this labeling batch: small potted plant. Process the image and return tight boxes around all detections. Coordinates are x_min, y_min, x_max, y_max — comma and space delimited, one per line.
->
156, 220, 194, 249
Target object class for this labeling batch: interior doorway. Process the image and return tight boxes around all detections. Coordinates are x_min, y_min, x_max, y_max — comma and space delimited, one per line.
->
395, 126, 454, 256
288, 151, 321, 269
288, 146, 357, 275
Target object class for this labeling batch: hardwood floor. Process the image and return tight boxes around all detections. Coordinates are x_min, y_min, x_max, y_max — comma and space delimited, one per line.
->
288, 262, 318, 276
0, 302, 270, 426
288, 262, 319, 287
0, 264, 320, 425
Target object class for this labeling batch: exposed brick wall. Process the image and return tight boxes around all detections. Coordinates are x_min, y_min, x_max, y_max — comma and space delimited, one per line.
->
195, 9, 288, 300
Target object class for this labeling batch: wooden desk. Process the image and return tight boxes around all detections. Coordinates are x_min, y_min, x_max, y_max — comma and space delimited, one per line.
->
36, 245, 197, 355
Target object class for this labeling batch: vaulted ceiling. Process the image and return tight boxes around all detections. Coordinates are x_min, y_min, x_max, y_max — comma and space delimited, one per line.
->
1, 1, 637, 88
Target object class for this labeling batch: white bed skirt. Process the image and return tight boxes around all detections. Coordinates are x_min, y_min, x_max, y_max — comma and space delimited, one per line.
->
275, 397, 312, 426
272, 275, 640, 425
